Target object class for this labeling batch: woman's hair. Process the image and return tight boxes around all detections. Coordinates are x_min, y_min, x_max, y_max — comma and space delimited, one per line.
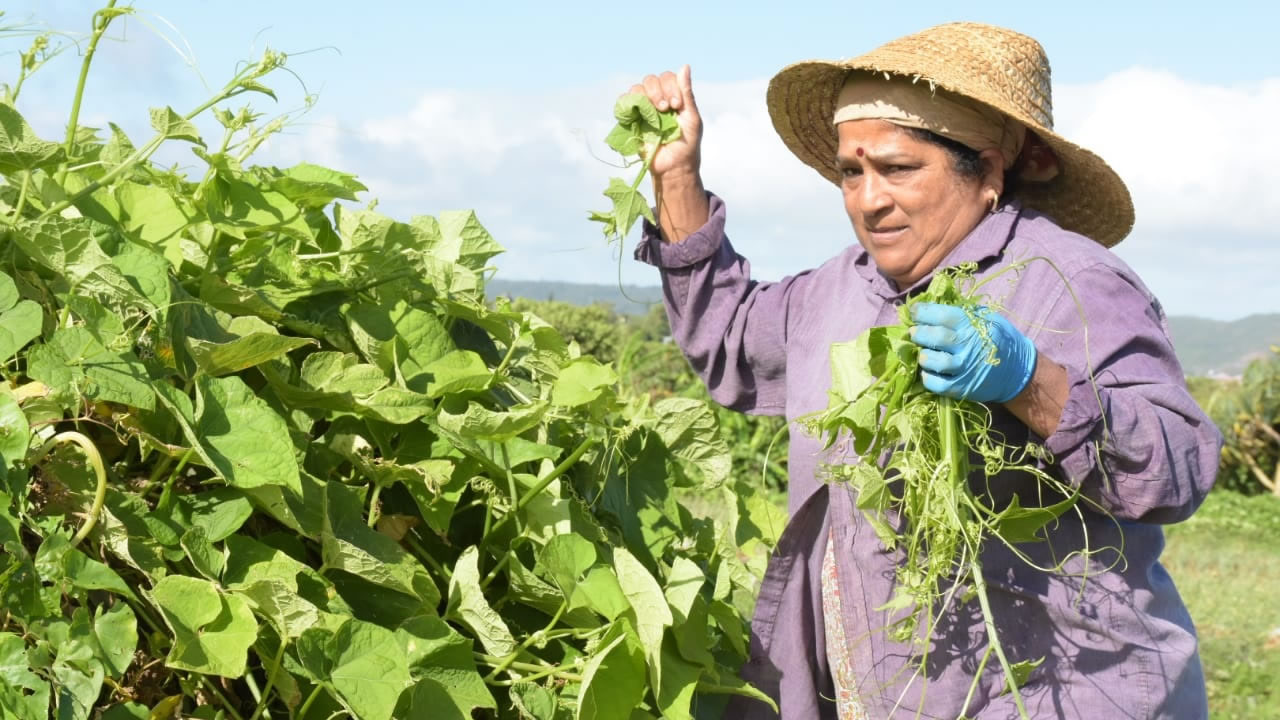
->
903, 126, 1019, 195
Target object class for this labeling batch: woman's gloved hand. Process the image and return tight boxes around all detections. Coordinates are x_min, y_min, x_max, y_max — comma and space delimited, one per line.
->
908, 302, 1037, 403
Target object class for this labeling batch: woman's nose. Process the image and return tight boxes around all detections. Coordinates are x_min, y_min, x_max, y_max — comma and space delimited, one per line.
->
858, 173, 893, 215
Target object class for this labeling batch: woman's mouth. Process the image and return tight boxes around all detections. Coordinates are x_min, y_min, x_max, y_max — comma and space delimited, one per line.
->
866, 226, 906, 242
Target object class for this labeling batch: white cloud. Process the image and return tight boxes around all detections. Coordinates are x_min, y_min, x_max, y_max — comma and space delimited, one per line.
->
255, 68, 1278, 320
1055, 69, 1280, 237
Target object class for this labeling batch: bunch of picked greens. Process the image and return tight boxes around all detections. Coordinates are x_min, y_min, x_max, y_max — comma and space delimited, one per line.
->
803, 263, 1107, 719
0, 6, 782, 719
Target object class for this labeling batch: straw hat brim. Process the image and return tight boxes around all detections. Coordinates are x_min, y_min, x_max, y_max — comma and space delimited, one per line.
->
766, 59, 1134, 248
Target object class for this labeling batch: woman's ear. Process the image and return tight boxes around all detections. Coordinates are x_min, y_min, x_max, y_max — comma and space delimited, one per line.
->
978, 148, 1006, 197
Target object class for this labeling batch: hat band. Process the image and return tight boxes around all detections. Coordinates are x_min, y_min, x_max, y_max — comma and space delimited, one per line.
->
834, 73, 1024, 170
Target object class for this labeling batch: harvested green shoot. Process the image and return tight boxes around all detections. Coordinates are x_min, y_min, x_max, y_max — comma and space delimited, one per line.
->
589, 93, 680, 245
803, 263, 1106, 719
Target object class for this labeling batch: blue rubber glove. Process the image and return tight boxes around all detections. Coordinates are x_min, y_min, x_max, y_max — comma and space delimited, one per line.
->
908, 302, 1037, 403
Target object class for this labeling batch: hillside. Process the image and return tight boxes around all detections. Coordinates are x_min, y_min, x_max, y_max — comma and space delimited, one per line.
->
489, 280, 1280, 376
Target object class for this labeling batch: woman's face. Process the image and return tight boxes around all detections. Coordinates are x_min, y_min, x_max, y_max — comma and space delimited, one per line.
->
836, 119, 1000, 289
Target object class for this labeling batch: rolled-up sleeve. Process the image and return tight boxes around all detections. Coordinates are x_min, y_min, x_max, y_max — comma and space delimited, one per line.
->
634, 193, 807, 416
1032, 262, 1222, 523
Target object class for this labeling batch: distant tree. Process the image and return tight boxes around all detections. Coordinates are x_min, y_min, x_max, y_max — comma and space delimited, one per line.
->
1209, 348, 1280, 496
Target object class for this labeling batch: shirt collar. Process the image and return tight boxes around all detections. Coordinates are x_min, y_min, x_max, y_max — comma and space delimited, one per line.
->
850, 201, 1023, 301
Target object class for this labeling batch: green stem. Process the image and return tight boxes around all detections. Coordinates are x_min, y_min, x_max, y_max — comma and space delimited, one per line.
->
298, 684, 326, 718
969, 555, 1031, 720
31, 431, 107, 547
13, 174, 30, 218
480, 437, 596, 546
958, 645, 994, 717
483, 600, 568, 682
247, 638, 289, 720
60, 1, 120, 178
473, 653, 583, 684
155, 448, 194, 513
367, 483, 383, 528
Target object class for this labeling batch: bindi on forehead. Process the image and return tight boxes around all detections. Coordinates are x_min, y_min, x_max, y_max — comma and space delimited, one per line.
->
856, 147, 864, 157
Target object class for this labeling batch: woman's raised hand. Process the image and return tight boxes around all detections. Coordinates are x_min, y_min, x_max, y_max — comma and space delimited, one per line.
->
627, 65, 702, 182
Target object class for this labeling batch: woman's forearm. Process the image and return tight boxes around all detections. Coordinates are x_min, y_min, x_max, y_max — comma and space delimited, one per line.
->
653, 170, 709, 244
1005, 352, 1068, 439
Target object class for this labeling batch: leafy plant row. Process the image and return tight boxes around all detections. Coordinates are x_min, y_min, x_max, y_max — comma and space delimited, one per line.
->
0, 7, 781, 719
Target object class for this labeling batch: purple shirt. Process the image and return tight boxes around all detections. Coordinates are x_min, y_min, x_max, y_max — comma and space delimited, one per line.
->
635, 194, 1221, 719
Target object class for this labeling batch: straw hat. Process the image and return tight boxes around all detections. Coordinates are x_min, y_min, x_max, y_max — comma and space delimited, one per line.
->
767, 22, 1134, 247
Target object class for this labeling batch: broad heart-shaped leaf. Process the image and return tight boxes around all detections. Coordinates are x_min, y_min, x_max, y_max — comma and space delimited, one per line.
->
308, 619, 413, 720
393, 615, 496, 719
300, 351, 388, 395
345, 298, 455, 390
92, 603, 138, 678
0, 102, 65, 173
537, 534, 596, 603
150, 575, 258, 677
33, 532, 134, 599
651, 397, 731, 488
26, 327, 155, 410
551, 357, 617, 407
13, 215, 149, 312
0, 388, 29, 482
510, 684, 557, 720
187, 330, 314, 377
437, 210, 504, 273
204, 174, 309, 240
114, 181, 190, 267
321, 481, 440, 607
576, 618, 647, 720
0, 632, 52, 718
601, 177, 654, 240
193, 375, 302, 492
447, 546, 517, 657
149, 106, 204, 144
0, 271, 41, 364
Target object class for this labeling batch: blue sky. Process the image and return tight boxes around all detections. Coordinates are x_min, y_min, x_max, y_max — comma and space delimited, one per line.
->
4, 2, 1278, 320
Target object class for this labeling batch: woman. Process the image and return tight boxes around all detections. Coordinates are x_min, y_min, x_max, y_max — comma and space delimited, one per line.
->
629, 23, 1220, 720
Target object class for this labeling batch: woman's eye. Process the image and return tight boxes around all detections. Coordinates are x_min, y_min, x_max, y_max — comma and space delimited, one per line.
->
886, 164, 916, 174
841, 166, 862, 178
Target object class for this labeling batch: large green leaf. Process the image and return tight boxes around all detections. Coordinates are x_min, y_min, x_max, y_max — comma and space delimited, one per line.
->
0, 388, 29, 483
13, 215, 148, 311
151, 575, 258, 677
552, 357, 618, 408
187, 329, 314, 377
0, 103, 65, 173
193, 375, 301, 492
0, 271, 41, 364
576, 619, 646, 720
651, 398, 731, 488
0, 632, 52, 718
305, 619, 413, 720
115, 181, 190, 266
393, 615, 496, 719
26, 327, 155, 410
321, 482, 438, 606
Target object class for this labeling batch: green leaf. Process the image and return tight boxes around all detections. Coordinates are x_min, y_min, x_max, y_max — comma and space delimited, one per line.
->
551, 357, 617, 407
150, 575, 258, 677
269, 162, 367, 208
300, 351, 388, 396
652, 398, 731, 488
115, 182, 190, 265
187, 330, 314, 377
328, 620, 413, 720
181, 525, 225, 581
601, 177, 653, 239
577, 619, 646, 720
193, 375, 302, 492
236, 576, 320, 639
1003, 656, 1045, 694
0, 271, 41, 363
34, 533, 135, 598
436, 399, 547, 442
613, 546, 673, 693
0, 102, 65, 173
26, 327, 155, 410
989, 489, 1080, 545
321, 482, 439, 606
394, 615, 496, 719
92, 603, 138, 677
510, 683, 558, 720
0, 632, 52, 718
423, 350, 492, 398
447, 546, 517, 657
537, 534, 596, 603
149, 106, 204, 145
437, 210, 503, 272
13, 215, 148, 311
0, 388, 29, 482
174, 487, 253, 542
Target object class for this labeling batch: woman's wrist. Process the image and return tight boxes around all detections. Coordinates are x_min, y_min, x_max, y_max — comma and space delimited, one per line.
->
653, 170, 708, 244
1004, 351, 1069, 439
